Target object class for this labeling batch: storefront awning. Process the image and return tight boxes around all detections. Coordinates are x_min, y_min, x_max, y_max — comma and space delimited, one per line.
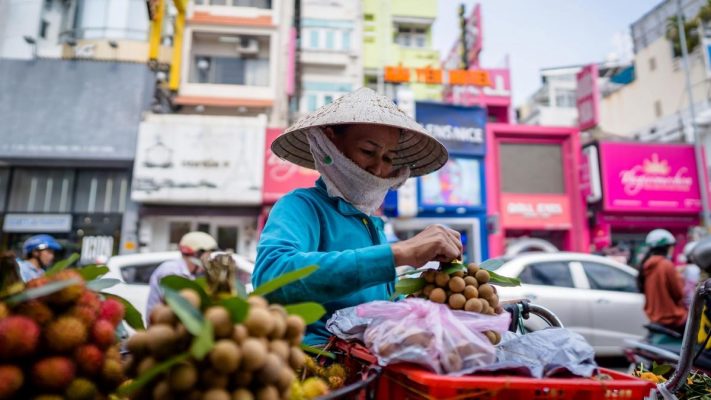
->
0, 59, 154, 161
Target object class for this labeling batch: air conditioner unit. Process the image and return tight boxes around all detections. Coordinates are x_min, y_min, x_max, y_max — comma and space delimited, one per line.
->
236, 38, 259, 54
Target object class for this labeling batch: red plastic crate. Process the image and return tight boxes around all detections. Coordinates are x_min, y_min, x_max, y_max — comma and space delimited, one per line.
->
334, 340, 657, 400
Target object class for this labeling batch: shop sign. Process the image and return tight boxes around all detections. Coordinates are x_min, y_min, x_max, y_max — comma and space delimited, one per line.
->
415, 102, 487, 156
591, 223, 612, 251
599, 142, 704, 213
580, 145, 602, 203
3, 214, 72, 233
384, 65, 492, 87
443, 68, 511, 106
80, 236, 114, 265
500, 194, 572, 229
576, 64, 599, 131
262, 128, 320, 203
420, 158, 483, 210
132, 114, 266, 205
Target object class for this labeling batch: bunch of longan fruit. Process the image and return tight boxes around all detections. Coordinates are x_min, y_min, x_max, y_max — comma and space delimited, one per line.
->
411, 263, 505, 344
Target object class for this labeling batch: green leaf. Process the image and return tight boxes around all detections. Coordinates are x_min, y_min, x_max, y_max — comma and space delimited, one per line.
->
86, 278, 120, 291
442, 262, 466, 275
163, 288, 204, 335
220, 297, 250, 324
160, 275, 211, 310
5, 278, 82, 305
285, 302, 326, 325
394, 277, 426, 295
78, 265, 109, 281
252, 265, 318, 297
103, 293, 145, 331
45, 253, 80, 275
190, 321, 214, 360
480, 258, 506, 271
117, 352, 190, 396
652, 362, 673, 376
301, 344, 336, 360
487, 270, 521, 287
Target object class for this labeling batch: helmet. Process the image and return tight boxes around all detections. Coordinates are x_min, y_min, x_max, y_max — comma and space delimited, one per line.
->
678, 241, 698, 264
179, 231, 218, 256
645, 229, 676, 248
691, 236, 711, 272
23, 234, 62, 257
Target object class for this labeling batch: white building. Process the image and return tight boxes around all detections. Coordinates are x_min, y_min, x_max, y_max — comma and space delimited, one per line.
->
518, 66, 581, 127
297, 0, 363, 117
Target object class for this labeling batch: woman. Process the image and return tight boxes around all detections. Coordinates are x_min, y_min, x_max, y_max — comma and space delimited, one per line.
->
637, 229, 687, 334
254, 88, 463, 345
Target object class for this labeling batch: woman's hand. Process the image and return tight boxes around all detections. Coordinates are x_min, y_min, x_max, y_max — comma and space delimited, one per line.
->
390, 224, 463, 268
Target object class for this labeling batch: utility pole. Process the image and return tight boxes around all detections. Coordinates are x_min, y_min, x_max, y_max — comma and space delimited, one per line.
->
677, 0, 711, 228
459, 3, 468, 69
291, 0, 302, 124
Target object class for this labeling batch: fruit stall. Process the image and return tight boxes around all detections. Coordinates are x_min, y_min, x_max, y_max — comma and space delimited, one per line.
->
0, 251, 666, 400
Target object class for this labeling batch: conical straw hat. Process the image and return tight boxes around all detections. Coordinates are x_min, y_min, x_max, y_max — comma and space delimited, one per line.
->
272, 87, 448, 177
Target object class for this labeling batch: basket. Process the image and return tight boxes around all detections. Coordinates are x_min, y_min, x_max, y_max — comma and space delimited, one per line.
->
332, 339, 657, 400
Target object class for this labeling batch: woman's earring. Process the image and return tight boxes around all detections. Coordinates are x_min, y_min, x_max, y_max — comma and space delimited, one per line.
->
323, 155, 333, 165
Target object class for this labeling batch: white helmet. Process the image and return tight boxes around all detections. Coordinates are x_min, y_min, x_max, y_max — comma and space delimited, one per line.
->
645, 229, 676, 248
179, 231, 218, 256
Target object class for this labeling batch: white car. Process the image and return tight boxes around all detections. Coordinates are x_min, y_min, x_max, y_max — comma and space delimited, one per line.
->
101, 251, 254, 325
492, 252, 648, 357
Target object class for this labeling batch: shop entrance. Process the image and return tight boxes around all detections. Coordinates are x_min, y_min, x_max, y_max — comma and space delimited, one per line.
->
389, 217, 484, 264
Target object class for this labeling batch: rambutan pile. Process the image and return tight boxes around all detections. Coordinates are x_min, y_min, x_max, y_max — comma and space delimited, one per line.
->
0, 270, 126, 399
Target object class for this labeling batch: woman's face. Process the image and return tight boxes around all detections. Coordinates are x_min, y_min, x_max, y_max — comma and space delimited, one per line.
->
324, 124, 400, 179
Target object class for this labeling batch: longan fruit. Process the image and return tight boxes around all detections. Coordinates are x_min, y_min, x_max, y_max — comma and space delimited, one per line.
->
209, 340, 241, 374
146, 324, 177, 359
422, 284, 436, 297
429, 287, 447, 303
256, 353, 282, 385
269, 340, 290, 362
448, 276, 466, 293
203, 388, 231, 400
452, 270, 465, 278
464, 298, 483, 313
463, 285, 478, 299
478, 284, 494, 299
233, 370, 253, 387
205, 306, 233, 338
486, 294, 499, 308
475, 269, 490, 284
169, 362, 198, 392
245, 307, 274, 338
448, 293, 466, 310
434, 271, 450, 287
150, 304, 176, 326
179, 288, 201, 309
464, 276, 478, 287
289, 347, 306, 370
495, 305, 505, 315
241, 338, 268, 371
422, 270, 436, 283
232, 324, 249, 344
485, 331, 501, 345
285, 315, 306, 339
126, 330, 150, 357
480, 300, 490, 314
201, 369, 229, 389
255, 386, 280, 400
467, 263, 480, 276
232, 389, 254, 400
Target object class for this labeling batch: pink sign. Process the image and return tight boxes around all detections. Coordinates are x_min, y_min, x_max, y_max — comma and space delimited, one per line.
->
500, 193, 572, 229
600, 142, 704, 213
576, 64, 599, 131
443, 68, 511, 107
262, 128, 319, 203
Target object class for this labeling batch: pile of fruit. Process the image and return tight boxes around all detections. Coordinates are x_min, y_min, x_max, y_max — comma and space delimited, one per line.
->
408, 262, 507, 345
123, 289, 309, 400
0, 270, 125, 399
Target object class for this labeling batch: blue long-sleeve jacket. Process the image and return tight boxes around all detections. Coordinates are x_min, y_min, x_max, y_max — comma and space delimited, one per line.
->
253, 178, 396, 345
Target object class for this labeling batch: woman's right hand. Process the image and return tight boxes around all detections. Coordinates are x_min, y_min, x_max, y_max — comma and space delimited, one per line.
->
390, 224, 463, 268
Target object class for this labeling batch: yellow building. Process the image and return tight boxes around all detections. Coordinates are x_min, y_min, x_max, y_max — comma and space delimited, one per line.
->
362, 0, 441, 101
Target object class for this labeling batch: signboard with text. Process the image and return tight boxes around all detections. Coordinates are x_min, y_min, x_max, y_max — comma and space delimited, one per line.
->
500, 194, 572, 229
415, 102, 487, 156
599, 142, 705, 213
132, 114, 266, 205
262, 128, 320, 203
576, 64, 599, 131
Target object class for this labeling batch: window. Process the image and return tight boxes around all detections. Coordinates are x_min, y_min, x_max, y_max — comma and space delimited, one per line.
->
307, 95, 317, 112
324, 95, 333, 105
169, 221, 191, 250
210, 0, 227, 5
519, 261, 575, 288
499, 143, 565, 194
325, 30, 335, 50
39, 20, 49, 39
8, 169, 75, 212
342, 30, 351, 50
309, 30, 319, 48
0, 169, 9, 212
649, 57, 656, 71
654, 100, 663, 117
120, 262, 162, 285
364, 13, 375, 21
190, 33, 269, 86
74, 170, 129, 213
217, 226, 238, 251
581, 262, 638, 293
554, 89, 576, 108
395, 25, 427, 48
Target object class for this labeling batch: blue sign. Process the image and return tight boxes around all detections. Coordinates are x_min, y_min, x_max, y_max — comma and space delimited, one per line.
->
415, 102, 487, 156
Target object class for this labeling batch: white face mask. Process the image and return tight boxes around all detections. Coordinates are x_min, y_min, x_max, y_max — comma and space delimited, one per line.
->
306, 127, 410, 215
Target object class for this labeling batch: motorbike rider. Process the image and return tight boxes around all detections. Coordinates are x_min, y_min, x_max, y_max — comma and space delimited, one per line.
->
678, 241, 700, 308
17, 234, 63, 282
638, 229, 687, 334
